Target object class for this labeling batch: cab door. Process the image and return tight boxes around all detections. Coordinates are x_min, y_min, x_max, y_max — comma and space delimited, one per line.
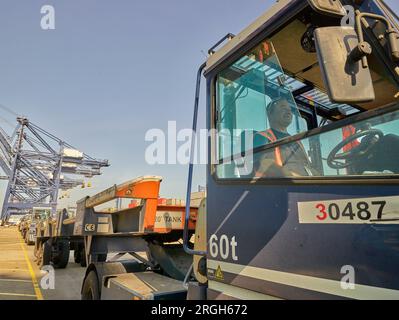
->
205, 40, 399, 299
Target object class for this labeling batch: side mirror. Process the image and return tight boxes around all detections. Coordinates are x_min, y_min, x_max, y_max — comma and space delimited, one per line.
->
314, 26, 375, 104
307, 0, 346, 17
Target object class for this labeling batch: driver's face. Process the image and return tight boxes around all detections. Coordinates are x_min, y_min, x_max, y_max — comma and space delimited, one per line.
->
270, 100, 293, 129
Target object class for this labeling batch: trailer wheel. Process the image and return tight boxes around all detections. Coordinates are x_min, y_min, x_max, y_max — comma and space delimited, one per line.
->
52, 240, 70, 269
74, 249, 81, 264
81, 271, 100, 300
80, 247, 87, 267
38, 241, 51, 268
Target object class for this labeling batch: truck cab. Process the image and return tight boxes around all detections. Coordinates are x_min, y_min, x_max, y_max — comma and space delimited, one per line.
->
185, 0, 399, 299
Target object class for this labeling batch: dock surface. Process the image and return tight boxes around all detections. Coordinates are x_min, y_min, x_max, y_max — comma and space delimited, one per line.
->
0, 226, 84, 300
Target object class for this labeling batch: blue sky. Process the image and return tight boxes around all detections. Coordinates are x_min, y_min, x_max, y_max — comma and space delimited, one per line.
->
0, 0, 398, 208
0, 0, 277, 207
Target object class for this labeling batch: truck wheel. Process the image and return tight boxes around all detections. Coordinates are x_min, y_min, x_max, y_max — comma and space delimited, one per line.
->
74, 249, 81, 264
81, 271, 100, 300
52, 241, 70, 269
38, 241, 51, 269
80, 247, 87, 267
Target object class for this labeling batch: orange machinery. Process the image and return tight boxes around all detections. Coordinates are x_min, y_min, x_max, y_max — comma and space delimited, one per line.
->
73, 176, 198, 236
71, 176, 202, 289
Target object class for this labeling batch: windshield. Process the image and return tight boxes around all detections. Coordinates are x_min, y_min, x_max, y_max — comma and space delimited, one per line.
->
214, 15, 399, 180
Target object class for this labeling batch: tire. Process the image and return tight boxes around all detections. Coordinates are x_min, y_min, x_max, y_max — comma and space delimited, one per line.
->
80, 247, 87, 267
81, 271, 100, 300
74, 249, 81, 264
38, 241, 52, 269
52, 240, 70, 269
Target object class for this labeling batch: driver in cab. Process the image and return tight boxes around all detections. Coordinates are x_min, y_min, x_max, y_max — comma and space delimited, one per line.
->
253, 98, 315, 177
253, 98, 399, 177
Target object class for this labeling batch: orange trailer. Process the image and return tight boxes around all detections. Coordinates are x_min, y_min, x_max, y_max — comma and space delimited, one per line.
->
71, 176, 204, 300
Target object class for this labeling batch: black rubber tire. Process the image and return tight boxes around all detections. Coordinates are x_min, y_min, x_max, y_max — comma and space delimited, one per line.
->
52, 240, 70, 269
80, 247, 87, 267
81, 271, 100, 300
38, 241, 52, 269
74, 249, 81, 264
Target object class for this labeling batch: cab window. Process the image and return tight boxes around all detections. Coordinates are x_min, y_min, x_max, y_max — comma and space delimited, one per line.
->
214, 18, 399, 180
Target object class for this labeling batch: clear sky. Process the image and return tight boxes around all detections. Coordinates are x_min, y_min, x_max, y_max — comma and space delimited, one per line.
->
0, 0, 398, 209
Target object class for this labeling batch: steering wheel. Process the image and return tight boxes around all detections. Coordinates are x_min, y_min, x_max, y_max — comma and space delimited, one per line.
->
327, 129, 384, 169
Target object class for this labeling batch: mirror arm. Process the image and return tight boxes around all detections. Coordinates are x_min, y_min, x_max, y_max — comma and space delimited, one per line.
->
354, 10, 399, 66
355, 10, 371, 68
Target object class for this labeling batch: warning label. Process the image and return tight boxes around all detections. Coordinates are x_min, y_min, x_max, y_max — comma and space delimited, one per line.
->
215, 265, 224, 280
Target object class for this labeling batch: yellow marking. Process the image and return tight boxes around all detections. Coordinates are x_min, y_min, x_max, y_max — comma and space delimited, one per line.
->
0, 278, 32, 283
0, 292, 36, 297
18, 235, 43, 300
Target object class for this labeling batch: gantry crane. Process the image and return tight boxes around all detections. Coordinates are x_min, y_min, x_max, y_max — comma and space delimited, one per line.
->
0, 116, 109, 223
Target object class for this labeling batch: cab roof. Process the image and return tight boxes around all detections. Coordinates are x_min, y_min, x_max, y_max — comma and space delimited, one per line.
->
205, 0, 301, 75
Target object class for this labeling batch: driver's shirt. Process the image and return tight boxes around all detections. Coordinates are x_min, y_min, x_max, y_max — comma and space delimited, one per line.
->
254, 128, 313, 176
